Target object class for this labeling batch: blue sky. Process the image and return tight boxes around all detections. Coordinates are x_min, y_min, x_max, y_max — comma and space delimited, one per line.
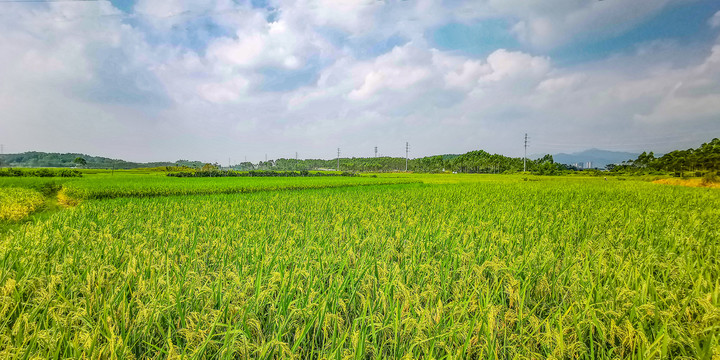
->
1, 0, 719, 162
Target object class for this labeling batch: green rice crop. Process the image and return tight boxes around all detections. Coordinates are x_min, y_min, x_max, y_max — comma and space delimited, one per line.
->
59, 176, 417, 201
1, 177, 718, 359
0, 188, 45, 221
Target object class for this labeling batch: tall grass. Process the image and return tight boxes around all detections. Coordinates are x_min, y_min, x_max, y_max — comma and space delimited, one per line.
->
0, 179, 718, 358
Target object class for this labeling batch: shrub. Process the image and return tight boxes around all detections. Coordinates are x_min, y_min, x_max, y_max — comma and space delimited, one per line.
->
701, 172, 718, 185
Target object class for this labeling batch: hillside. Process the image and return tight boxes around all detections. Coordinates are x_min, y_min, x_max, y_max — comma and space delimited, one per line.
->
552, 149, 640, 169
0, 151, 203, 170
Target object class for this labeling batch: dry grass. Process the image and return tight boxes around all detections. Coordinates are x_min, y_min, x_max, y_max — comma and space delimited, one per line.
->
652, 178, 720, 189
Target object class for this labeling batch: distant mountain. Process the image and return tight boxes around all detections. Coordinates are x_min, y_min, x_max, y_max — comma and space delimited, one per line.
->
552, 149, 639, 169
0, 151, 204, 169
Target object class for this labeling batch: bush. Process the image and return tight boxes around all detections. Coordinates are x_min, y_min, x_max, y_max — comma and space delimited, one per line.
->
701, 172, 718, 185
0, 168, 81, 178
34, 169, 54, 177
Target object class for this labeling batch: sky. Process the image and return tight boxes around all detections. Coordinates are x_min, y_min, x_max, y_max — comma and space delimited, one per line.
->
1, 0, 719, 163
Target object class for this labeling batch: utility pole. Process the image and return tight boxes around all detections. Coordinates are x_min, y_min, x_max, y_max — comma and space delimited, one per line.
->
523, 133, 528, 172
405, 142, 409, 172
374, 146, 378, 158
337, 148, 340, 171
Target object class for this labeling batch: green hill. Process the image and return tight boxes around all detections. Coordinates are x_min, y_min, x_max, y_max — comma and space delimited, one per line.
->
0, 152, 203, 170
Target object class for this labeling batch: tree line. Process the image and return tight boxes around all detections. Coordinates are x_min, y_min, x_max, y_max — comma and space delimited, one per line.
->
234, 151, 566, 174
0, 152, 204, 169
608, 138, 719, 175
4, 139, 717, 176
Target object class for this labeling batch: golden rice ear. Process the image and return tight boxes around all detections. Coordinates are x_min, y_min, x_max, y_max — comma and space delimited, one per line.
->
1, 174, 717, 358
57, 187, 80, 207
0, 187, 45, 221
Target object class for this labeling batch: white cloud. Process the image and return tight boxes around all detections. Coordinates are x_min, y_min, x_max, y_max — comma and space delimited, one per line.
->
482, 49, 551, 82
348, 46, 434, 100
537, 74, 586, 93
199, 77, 250, 103
490, 0, 679, 49
274, 0, 383, 34
633, 40, 720, 123
710, 11, 720, 29
0, 0, 719, 162
206, 19, 313, 70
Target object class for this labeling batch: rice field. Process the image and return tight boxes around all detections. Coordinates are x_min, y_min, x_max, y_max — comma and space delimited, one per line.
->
0, 188, 45, 221
0, 175, 718, 359
59, 175, 417, 201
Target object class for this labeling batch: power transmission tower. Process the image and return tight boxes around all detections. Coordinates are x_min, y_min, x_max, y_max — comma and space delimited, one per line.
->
405, 142, 409, 172
295, 152, 298, 170
0, 144, 3, 169
523, 133, 528, 172
337, 148, 340, 171
374, 146, 377, 158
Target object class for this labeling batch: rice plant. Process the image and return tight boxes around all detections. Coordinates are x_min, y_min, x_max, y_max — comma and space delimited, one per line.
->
60, 176, 417, 201
0, 187, 45, 221
0, 177, 718, 358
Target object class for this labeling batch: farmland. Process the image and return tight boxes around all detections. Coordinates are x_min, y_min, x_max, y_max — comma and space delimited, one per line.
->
0, 188, 45, 221
0, 173, 718, 358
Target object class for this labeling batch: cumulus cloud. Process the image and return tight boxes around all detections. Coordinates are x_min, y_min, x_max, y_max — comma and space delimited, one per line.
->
0, 0, 718, 161
634, 40, 720, 123
496, 0, 680, 49
206, 19, 316, 70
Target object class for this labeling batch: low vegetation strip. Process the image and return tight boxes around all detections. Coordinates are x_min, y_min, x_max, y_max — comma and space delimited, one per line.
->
60, 176, 418, 201
167, 169, 358, 177
1, 180, 718, 358
0, 168, 82, 177
0, 187, 45, 221
653, 177, 720, 189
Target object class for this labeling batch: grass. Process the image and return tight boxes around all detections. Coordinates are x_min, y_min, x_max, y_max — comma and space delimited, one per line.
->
0, 176, 718, 358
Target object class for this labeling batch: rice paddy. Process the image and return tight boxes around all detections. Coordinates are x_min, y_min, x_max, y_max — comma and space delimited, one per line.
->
0, 174, 718, 358
0, 188, 45, 221
59, 175, 417, 201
